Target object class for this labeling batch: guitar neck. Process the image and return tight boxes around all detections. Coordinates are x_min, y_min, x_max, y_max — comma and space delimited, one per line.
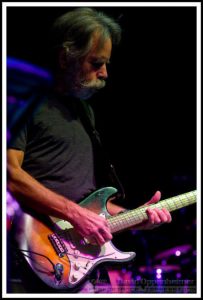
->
107, 190, 196, 234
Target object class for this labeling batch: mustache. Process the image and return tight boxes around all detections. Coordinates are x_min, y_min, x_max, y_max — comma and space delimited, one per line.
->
80, 79, 106, 90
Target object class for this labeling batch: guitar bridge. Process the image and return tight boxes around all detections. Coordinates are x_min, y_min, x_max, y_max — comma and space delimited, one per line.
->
48, 233, 67, 257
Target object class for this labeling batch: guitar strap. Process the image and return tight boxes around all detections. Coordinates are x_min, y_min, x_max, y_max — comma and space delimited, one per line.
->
78, 100, 126, 201
77, 101, 131, 290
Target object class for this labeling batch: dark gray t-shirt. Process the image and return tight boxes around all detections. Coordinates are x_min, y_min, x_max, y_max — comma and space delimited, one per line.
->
8, 95, 97, 202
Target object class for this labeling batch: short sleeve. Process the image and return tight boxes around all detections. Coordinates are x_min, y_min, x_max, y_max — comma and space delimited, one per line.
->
8, 122, 28, 152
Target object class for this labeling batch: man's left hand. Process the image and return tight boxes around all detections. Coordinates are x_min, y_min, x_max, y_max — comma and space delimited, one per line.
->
133, 191, 172, 230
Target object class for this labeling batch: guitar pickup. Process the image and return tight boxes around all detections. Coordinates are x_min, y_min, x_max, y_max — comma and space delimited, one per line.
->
48, 233, 67, 257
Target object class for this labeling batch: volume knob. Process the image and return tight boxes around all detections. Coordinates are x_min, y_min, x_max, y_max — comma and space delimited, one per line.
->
74, 262, 80, 270
74, 249, 80, 258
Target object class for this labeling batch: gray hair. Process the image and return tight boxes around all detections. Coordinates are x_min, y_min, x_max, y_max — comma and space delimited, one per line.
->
51, 7, 122, 61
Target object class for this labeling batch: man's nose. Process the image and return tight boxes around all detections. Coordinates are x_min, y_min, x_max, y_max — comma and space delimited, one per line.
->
98, 64, 108, 80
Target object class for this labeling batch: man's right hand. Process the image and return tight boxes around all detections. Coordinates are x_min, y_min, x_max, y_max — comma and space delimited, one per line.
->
68, 205, 112, 246
7, 149, 112, 247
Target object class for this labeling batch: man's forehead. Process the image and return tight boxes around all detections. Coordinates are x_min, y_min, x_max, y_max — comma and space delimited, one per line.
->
87, 33, 112, 60
88, 54, 111, 62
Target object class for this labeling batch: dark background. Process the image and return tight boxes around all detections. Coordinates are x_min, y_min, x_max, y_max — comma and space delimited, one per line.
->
7, 5, 197, 286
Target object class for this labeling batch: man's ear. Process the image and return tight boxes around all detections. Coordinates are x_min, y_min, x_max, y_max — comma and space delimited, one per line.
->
58, 48, 68, 70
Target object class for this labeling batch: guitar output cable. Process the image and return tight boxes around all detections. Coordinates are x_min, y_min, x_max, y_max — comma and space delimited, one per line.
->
9, 243, 63, 281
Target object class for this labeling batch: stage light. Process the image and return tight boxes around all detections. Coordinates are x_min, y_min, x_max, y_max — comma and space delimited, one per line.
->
175, 250, 181, 256
176, 272, 182, 279
156, 268, 162, 274
7, 57, 52, 81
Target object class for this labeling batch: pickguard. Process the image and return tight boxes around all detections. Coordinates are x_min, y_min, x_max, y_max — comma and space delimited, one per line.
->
54, 215, 135, 288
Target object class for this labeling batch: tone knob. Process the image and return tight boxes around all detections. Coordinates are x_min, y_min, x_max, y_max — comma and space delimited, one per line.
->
71, 273, 79, 282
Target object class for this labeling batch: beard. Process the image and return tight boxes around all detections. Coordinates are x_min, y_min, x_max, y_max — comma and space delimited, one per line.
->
72, 78, 106, 100
62, 61, 106, 100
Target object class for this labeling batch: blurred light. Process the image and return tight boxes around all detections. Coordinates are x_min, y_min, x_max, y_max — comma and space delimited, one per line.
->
156, 268, 162, 274
156, 274, 162, 279
7, 57, 52, 81
7, 96, 17, 104
136, 275, 141, 280
181, 258, 190, 265
161, 259, 167, 266
184, 279, 189, 285
176, 273, 182, 279
7, 191, 21, 217
175, 250, 181, 256
7, 130, 11, 142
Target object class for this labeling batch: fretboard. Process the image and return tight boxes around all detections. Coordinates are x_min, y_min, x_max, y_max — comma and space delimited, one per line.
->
107, 190, 196, 234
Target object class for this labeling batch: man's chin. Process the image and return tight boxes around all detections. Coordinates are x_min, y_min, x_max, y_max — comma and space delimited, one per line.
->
74, 87, 101, 100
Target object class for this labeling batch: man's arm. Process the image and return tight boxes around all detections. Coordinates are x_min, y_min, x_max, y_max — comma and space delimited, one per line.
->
7, 149, 112, 246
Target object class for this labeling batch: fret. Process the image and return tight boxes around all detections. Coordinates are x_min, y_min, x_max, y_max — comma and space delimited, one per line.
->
107, 190, 196, 234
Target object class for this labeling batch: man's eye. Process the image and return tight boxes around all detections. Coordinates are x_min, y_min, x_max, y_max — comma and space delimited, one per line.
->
91, 62, 104, 69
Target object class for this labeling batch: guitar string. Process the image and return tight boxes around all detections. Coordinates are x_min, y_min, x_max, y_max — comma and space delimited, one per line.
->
11, 192, 196, 271
109, 191, 196, 224
108, 195, 196, 232
107, 191, 196, 232
108, 196, 196, 231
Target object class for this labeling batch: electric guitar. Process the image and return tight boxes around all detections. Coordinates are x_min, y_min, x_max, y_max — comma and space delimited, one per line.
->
15, 187, 196, 290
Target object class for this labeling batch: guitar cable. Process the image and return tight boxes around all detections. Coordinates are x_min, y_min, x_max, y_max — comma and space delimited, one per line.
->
9, 243, 64, 281
12, 244, 55, 268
